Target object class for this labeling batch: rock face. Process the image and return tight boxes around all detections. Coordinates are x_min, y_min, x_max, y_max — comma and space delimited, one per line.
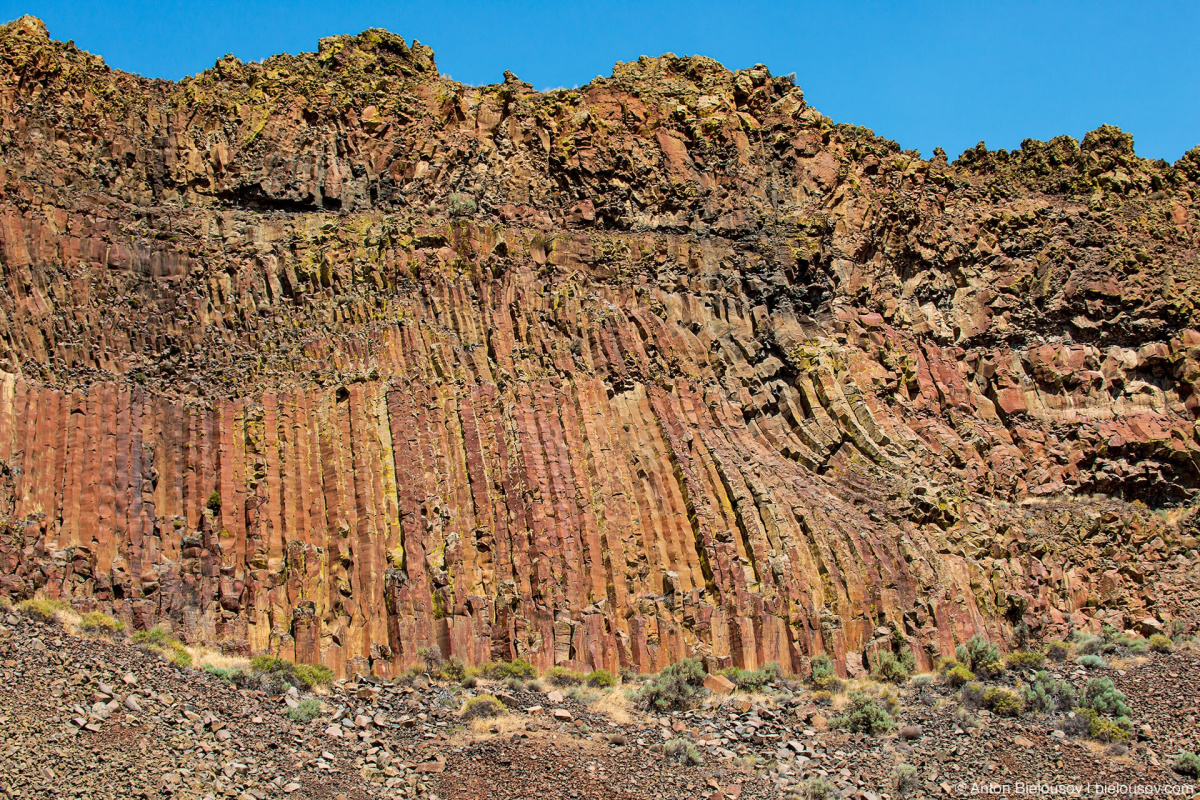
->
1, 16, 1199, 677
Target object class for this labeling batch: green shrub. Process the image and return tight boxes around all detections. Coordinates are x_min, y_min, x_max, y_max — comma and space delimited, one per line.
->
803, 777, 836, 800
870, 652, 910, 684
718, 662, 783, 692
662, 738, 702, 766
168, 646, 193, 668
894, 763, 919, 793
203, 664, 238, 682
960, 681, 986, 708
585, 669, 615, 688
1123, 636, 1149, 655
634, 657, 707, 712
956, 634, 1004, 678
287, 698, 322, 723
207, 491, 222, 514
945, 664, 975, 688
1007, 651, 1045, 670
16, 597, 70, 622
461, 694, 506, 721
1074, 633, 1104, 656
448, 193, 478, 218
416, 645, 444, 671
831, 691, 894, 735
132, 626, 173, 647
1149, 634, 1173, 653
431, 655, 467, 682
568, 686, 600, 704
1045, 641, 1070, 662
80, 611, 124, 634
547, 666, 585, 687
909, 674, 932, 691
1071, 707, 1130, 743
1174, 751, 1200, 778
133, 626, 191, 668
983, 686, 1024, 716
480, 659, 537, 680
1021, 671, 1077, 713
809, 652, 839, 690
249, 654, 333, 690
957, 634, 1000, 670
296, 663, 334, 688
1080, 676, 1130, 718
1076, 654, 1107, 670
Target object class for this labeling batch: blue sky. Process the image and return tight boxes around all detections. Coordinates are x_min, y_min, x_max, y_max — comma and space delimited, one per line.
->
4, 1, 1198, 162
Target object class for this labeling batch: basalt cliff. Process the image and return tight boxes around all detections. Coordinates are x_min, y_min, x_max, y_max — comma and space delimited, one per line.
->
1, 15, 1199, 679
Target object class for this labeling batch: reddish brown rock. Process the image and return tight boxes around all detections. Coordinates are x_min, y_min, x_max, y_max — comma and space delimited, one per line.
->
0, 18, 1197, 679
704, 674, 736, 695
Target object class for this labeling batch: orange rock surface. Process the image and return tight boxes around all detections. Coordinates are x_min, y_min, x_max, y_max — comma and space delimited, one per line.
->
1, 16, 1198, 677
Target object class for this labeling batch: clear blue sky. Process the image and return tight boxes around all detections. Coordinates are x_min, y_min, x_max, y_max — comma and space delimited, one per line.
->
4, 1, 1198, 162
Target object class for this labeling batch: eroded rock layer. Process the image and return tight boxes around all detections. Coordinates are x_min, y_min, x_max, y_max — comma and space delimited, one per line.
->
1, 15, 1199, 677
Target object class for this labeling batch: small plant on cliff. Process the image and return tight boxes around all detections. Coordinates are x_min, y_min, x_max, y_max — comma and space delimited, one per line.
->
634, 657, 708, 712
1006, 651, 1045, 670
956, 634, 1003, 678
16, 597, 71, 623
1045, 641, 1070, 662
80, 610, 125, 635
960, 681, 986, 708
809, 653, 841, 691
1080, 676, 1130, 718
460, 694, 506, 721
894, 763, 920, 793
1021, 671, 1077, 713
448, 193, 478, 217
830, 692, 894, 735
204, 664, 237, 682
133, 626, 193, 668
662, 738, 702, 766
585, 669, 616, 688
944, 663, 975, 688
547, 666, 585, 686
1060, 675, 1132, 743
287, 698, 322, 723
480, 659, 537, 680
1174, 752, 1200, 778
801, 777, 836, 800
718, 662, 783, 692
206, 491, 222, 514
983, 686, 1025, 717
433, 655, 467, 682
248, 654, 334, 691
1149, 634, 1174, 653
416, 645, 445, 671
1070, 707, 1131, 743
1076, 654, 1107, 670
870, 652, 910, 684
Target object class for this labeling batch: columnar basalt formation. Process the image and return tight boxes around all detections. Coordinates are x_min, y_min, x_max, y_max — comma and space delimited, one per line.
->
1, 15, 1198, 677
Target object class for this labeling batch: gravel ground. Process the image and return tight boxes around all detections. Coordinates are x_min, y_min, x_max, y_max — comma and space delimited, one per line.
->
2, 612, 1198, 799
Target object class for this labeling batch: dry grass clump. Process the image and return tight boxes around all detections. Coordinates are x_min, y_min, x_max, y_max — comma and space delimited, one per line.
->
80, 610, 125, 635
589, 688, 635, 725
17, 596, 79, 625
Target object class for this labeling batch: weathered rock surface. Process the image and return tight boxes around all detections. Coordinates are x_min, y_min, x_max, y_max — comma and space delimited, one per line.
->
1, 15, 1199, 677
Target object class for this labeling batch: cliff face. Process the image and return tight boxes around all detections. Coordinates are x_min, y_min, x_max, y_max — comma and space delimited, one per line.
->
2, 15, 1199, 678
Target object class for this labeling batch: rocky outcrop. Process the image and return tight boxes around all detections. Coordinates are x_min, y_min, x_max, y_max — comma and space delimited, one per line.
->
1, 16, 1198, 677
